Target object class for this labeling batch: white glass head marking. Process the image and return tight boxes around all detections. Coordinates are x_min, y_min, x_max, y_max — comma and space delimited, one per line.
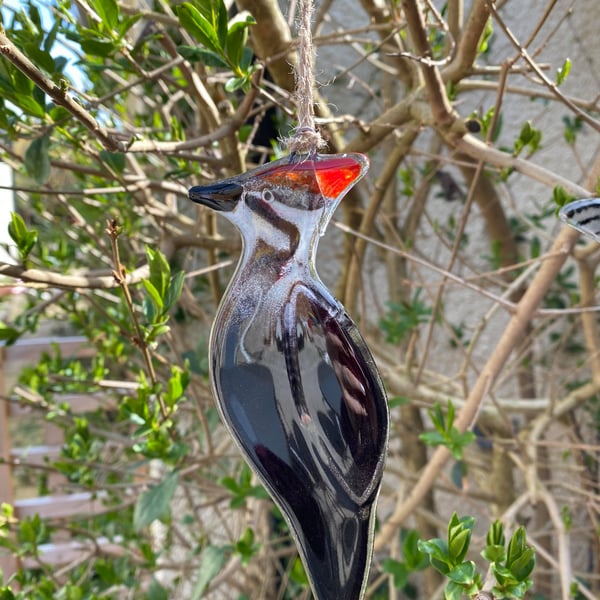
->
559, 198, 600, 243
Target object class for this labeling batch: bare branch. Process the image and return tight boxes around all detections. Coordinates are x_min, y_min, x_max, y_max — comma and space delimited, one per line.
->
126, 70, 261, 154
374, 224, 579, 550
443, 0, 491, 82
401, 0, 457, 129
455, 134, 591, 197
0, 262, 149, 290
488, 1, 600, 133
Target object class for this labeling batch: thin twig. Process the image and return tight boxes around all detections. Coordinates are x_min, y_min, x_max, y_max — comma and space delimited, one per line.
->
104, 219, 167, 418
487, 0, 600, 133
0, 261, 149, 290
374, 223, 581, 551
126, 69, 262, 153
401, 0, 456, 129
455, 134, 590, 197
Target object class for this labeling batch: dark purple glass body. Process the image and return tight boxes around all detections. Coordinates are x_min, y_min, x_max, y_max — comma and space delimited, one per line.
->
189, 153, 389, 599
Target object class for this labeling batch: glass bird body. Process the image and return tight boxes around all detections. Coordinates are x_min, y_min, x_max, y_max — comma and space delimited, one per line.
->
189, 153, 389, 599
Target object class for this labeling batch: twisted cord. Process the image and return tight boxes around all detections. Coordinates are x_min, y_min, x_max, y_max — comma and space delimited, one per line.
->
285, 0, 325, 155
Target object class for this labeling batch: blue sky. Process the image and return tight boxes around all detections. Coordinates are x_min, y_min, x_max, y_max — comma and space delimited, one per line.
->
2, 0, 88, 89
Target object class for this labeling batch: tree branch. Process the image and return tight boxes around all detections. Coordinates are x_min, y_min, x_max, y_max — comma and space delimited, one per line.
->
126, 70, 261, 153
0, 262, 149, 290
487, 0, 600, 134
0, 28, 129, 152
374, 224, 580, 551
455, 134, 591, 197
443, 0, 491, 82
401, 0, 456, 129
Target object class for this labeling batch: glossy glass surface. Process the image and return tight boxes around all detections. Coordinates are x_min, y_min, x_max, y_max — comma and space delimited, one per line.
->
189, 153, 389, 600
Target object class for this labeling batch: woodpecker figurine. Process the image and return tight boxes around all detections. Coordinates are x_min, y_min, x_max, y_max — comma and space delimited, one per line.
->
189, 153, 389, 600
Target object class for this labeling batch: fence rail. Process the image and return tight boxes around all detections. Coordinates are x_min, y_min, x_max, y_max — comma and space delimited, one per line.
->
0, 336, 117, 579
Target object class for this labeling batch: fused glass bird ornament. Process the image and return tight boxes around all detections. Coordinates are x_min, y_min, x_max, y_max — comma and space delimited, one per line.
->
559, 198, 600, 242
189, 153, 389, 599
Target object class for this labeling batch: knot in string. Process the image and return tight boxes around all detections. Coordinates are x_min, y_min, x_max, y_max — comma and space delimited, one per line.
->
287, 126, 325, 155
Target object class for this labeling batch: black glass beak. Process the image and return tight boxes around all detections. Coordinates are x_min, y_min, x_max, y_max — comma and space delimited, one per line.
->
188, 181, 243, 212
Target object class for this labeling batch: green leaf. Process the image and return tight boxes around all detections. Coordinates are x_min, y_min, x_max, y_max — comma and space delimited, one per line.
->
477, 17, 493, 54
143, 279, 164, 314
450, 459, 467, 489
191, 545, 228, 599
562, 115, 583, 145
289, 556, 309, 587
176, 3, 222, 54
506, 526, 527, 568
8, 212, 38, 263
225, 27, 246, 71
240, 46, 254, 71
552, 185, 575, 209
388, 395, 411, 408
142, 296, 156, 324
177, 45, 229, 68
482, 544, 505, 563
224, 75, 249, 93
379, 288, 433, 344
402, 529, 428, 571
216, 0, 228, 49
8, 212, 27, 246
146, 323, 170, 342
446, 561, 476, 585
89, 0, 119, 31
117, 14, 143, 39
147, 578, 168, 600
450, 431, 476, 459
382, 558, 409, 589
420, 403, 474, 459
514, 120, 542, 157
235, 527, 258, 566
99, 150, 125, 174
445, 401, 455, 434
166, 365, 188, 406
23, 43, 55, 73
443, 580, 464, 600
492, 563, 515, 587
519, 121, 534, 144
44, 18, 61, 53
486, 519, 505, 548
16, 94, 47, 118
449, 528, 471, 564
146, 246, 171, 299
12, 68, 34, 97
25, 134, 51, 184
133, 470, 179, 531
556, 57, 571, 86
219, 476, 240, 494
0, 322, 21, 346
418, 538, 450, 574
509, 547, 535, 580
0, 585, 17, 599
80, 38, 118, 58
419, 430, 446, 447
225, 17, 254, 70
49, 105, 71, 123
447, 514, 474, 566
32, 85, 46, 113
164, 270, 185, 311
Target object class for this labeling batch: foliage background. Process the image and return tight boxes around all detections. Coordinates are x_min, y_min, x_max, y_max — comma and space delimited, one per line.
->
0, 0, 599, 598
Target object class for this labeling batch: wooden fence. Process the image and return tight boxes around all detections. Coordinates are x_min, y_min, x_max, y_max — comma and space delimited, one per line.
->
0, 336, 118, 578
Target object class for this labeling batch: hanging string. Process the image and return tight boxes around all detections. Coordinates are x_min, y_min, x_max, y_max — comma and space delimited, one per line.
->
285, 0, 325, 155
